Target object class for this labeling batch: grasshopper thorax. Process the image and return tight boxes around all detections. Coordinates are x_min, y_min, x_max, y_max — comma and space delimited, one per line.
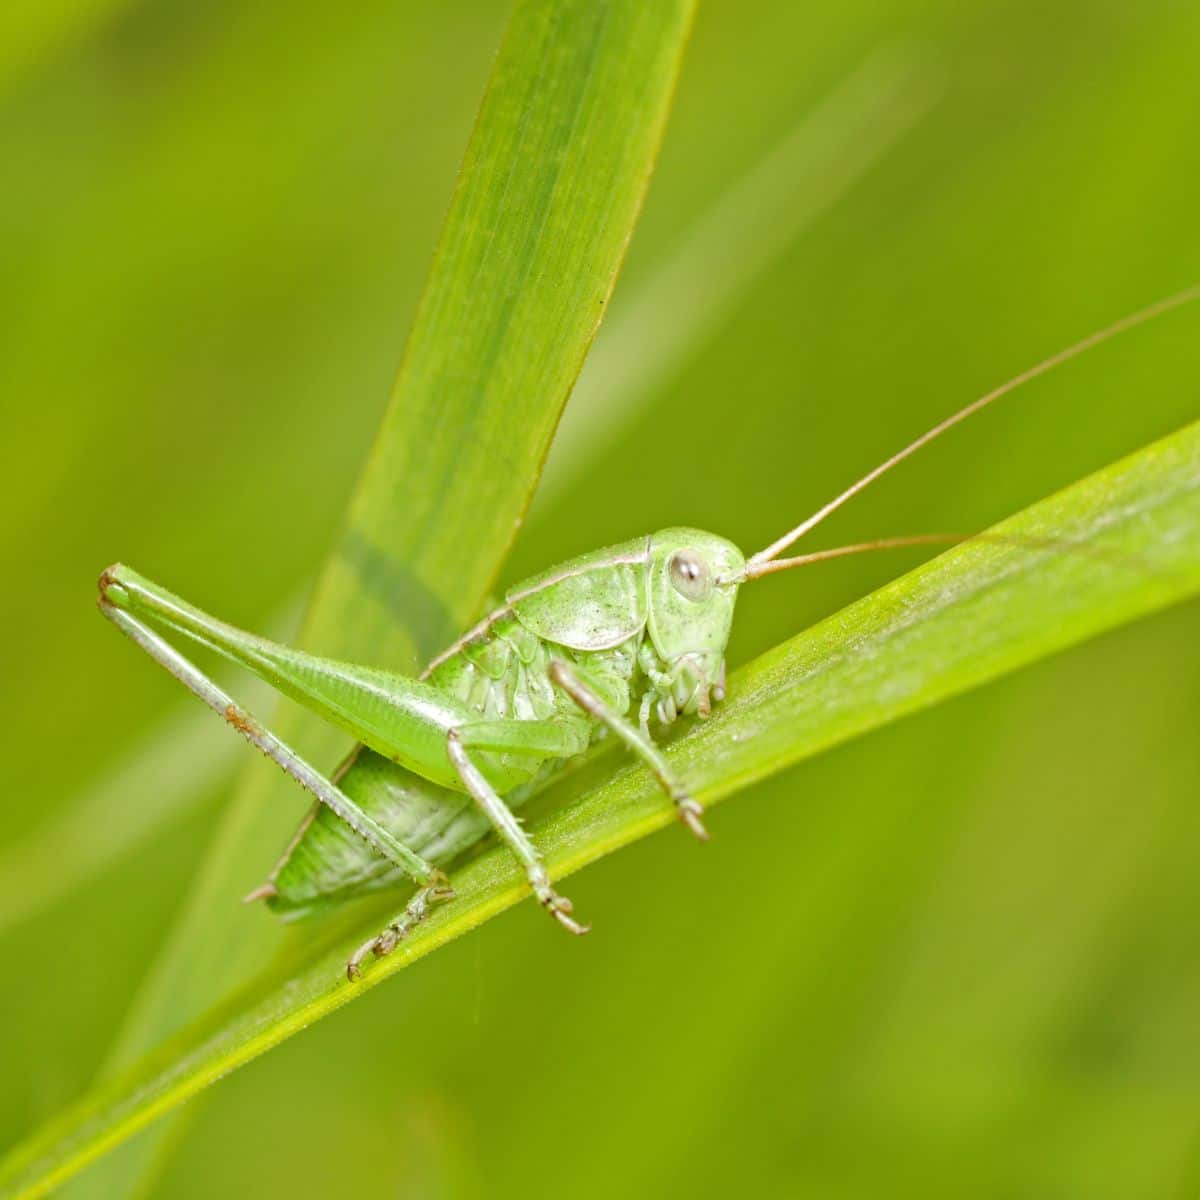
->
644, 528, 744, 718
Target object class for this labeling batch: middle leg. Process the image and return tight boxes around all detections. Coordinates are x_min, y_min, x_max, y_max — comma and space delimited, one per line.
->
446, 727, 589, 935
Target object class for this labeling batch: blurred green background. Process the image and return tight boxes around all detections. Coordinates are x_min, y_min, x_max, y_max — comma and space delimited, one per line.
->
3, 0, 1200, 1196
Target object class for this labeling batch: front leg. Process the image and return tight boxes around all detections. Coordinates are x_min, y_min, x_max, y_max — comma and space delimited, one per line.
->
548, 660, 709, 841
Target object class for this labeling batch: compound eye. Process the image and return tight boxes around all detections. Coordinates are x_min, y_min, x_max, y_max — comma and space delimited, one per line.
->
669, 552, 712, 602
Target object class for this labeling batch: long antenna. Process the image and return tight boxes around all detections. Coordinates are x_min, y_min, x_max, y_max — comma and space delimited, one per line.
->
740, 530, 1130, 580
745, 533, 968, 578
746, 283, 1200, 567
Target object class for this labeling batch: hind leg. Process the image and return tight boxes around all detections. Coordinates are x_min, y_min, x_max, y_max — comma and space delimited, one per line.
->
99, 597, 457, 981
100, 598, 442, 885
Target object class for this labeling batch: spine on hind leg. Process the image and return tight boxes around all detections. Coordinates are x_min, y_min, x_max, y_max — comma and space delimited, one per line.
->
265, 749, 472, 916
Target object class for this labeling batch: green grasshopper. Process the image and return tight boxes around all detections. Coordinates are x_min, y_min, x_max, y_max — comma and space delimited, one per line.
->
98, 286, 1198, 979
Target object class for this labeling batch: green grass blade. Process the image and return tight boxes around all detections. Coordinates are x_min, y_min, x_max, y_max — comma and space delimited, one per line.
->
5, 420, 1197, 1200
49, 2, 696, 1197
313, 0, 698, 673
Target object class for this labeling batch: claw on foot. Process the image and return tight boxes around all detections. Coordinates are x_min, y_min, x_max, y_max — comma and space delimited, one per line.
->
539, 889, 590, 936
346, 924, 409, 981
677, 796, 710, 841
346, 942, 373, 981
344, 878, 456, 982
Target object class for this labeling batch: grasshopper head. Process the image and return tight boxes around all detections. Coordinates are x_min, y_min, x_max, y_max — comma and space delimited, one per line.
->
645, 528, 745, 718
